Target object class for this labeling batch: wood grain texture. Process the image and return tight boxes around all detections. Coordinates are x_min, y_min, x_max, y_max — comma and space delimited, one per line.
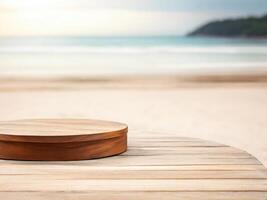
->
0, 130, 266, 200
0, 119, 128, 161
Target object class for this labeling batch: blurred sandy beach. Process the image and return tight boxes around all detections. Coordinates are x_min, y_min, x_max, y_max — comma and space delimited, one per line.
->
0, 73, 267, 167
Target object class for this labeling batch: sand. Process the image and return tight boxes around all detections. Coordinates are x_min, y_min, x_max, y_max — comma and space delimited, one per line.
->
0, 75, 267, 167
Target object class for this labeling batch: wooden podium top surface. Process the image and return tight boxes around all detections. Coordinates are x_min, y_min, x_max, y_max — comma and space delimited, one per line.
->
0, 119, 128, 143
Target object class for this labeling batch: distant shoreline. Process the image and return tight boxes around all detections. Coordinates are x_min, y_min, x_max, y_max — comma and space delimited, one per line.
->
187, 35, 267, 40
188, 14, 267, 38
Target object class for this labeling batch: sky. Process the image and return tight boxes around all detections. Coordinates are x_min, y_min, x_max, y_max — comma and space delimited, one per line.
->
0, 0, 266, 36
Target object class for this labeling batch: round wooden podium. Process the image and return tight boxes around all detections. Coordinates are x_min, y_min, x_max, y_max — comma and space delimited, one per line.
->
0, 119, 127, 161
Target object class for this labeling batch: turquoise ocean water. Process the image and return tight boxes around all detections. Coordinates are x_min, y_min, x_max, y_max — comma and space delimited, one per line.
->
1, 36, 267, 76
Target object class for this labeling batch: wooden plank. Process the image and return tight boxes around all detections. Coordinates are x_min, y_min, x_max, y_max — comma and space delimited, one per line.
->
1, 179, 267, 191
56, 155, 259, 166
0, 163, 265, 171
129, 137, 202, 141
124, 149, 250, 158
128, 141, 225, 147
1, 192, 267, 200
0, 170, 266, 179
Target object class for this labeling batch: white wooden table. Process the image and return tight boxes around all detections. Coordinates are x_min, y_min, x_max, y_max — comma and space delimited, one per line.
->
1, 130, 267, 200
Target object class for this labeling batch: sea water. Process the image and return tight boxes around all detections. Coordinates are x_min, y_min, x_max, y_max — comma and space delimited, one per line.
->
0, 36, 267, 76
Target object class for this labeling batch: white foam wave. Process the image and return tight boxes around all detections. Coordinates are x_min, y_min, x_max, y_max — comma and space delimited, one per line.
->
1, 46, 267, 54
